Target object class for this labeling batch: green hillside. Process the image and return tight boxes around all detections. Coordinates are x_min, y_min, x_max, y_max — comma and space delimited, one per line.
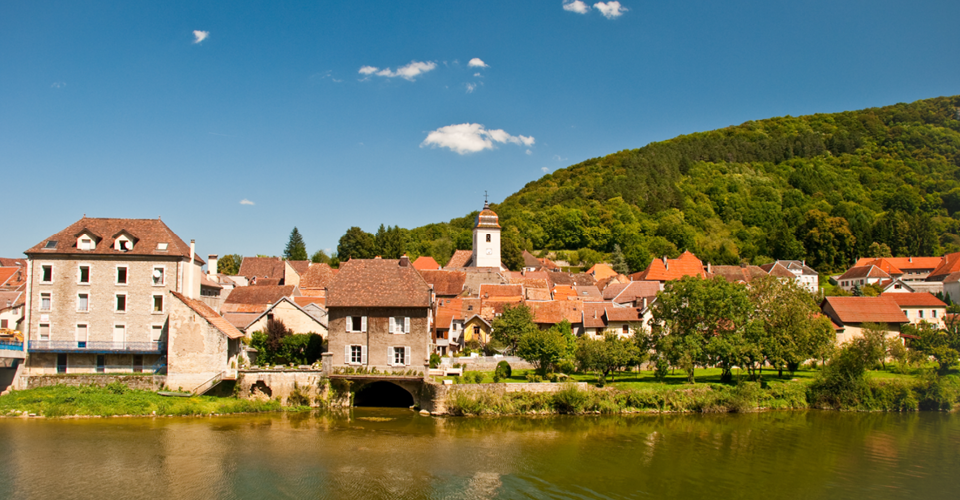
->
342, 96, 960, 274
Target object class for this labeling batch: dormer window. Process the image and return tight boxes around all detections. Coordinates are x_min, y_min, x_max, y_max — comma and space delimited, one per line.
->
80, 238, 94, 250
44, 241, 57, 249
114, 236, 133, 252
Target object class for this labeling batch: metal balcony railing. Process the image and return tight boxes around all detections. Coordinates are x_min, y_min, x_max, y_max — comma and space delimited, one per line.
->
0, 340, 23, 351
28, 340, 166, 354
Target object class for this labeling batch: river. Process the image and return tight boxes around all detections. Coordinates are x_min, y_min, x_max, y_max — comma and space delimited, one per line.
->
0, 409, 957, 499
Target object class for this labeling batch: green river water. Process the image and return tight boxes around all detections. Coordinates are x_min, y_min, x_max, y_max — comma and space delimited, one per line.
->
0, 409, 958, 499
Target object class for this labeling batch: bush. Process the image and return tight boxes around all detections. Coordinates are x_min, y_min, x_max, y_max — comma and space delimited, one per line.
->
429, 354, 441, 369
552, 384, 589, 414
286, 382, 310, 407
525, 372, 543, 383
495, 360, 512, 379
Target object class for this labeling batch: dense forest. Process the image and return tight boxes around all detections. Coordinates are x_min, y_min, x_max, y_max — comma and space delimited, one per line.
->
337, 95, 960, 274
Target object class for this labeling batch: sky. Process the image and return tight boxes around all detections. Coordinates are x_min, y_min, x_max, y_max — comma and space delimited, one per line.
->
2, 0, 959, 259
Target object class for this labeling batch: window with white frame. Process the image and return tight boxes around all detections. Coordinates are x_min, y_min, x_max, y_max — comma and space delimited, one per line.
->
919, 310, 924, 319
77, 293, 89, 312
38, 323, 50, 341
390, 316, 410, 334
78, 265, 90, 284
151, 325, 163, 343
346, 345, 366, 364
113, 324, 126, 343
41, 265, 53, 283
40, 292, 51, 311
79, 237, 94, 251
116, 266, 128, 285
116, 294, 127, 312
391, 346, 409, 366
152, 294, 164, 313
76, 324, 88, 347
346, 316, 366, 332
152, 266, 165, 286
934, 309, 939, 318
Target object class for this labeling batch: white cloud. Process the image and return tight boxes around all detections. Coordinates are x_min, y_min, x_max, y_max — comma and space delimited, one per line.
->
468, 58, 488, 68
50, 82, 66, 89
563, 1, 590, 14
239, 199, 255, 205
474, 72, 481, 77
593, 1, 627, 18
526, 149, 533, 155
553, 155, 568, 161
360, 60, 437, 81
193, 30, 209, 44
542, 167, 550, 173
466, 83, 477, 93
420, 123, 535, 155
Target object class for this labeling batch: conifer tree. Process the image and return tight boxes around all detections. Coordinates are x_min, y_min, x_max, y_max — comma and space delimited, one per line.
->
284, 227, 308, 261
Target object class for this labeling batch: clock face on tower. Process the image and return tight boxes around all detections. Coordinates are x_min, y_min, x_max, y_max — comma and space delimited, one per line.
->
486, 248, 493, 255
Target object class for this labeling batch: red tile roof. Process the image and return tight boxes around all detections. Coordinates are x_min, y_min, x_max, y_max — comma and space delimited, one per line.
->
854, 256, 942, 271
412, 256, 441, 271
927, 252, 960, 281
251, 278, 282, 286
445, 250, 473, 269
293, 296, 326, 308
838, 265, 891, 281
604, 307, 645, 322
419, 270, 466, 296
478, 284, 523, 298
850, 258, 903, 276
582, 302, 607, 328
822, 296, 908, 325
881, 292, 947, 308
708, 265, 769, 284
171, 291, 244, 339
223, 285, 296, 306
238, 257, 286, 280
632, 251, 706, 282
25, 217, 204, 264
299, 263, 337, 289
553, 285, 577, 301
572, 286, 603, 301
326, 259, 432, 308
587, 263, 618, 281
604, 281, 661, 304
287, 260, 311, 276
528, 300, 583, 324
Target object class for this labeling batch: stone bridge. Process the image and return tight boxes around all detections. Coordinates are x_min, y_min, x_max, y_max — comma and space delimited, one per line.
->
329, 374, 437, 409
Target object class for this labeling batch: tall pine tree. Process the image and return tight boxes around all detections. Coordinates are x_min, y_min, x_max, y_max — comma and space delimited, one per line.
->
284, 227, 308, 261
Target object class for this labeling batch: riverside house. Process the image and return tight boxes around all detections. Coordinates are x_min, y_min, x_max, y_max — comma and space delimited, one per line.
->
22, 217, 205, 376
326, 257, 434, 370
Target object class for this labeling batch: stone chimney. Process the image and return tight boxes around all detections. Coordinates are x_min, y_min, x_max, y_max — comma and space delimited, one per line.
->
399, 254, 410, 267
208, 254, 219, 277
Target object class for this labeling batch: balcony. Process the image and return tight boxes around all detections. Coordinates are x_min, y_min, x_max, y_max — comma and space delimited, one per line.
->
28, 340, 166, 355
0, 340, 25, 359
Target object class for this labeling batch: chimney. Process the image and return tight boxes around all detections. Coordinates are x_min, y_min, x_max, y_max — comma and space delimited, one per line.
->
399, 254, 410, 267
642, 297, 648, 310
707, 262, 712, 273
188, 239, 196, 299
208, 254, 219, 277
662, 256, 667, 265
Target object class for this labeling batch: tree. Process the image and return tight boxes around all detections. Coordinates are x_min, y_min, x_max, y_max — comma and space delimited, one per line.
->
311, 250, 330, 264
501, 235, 524, 271
576, 334, 641, 385
748, 275, 835, 378
216, 254, 242, 276
491, 304, 538, 354
867, 242, 893, 258
284, 227, 308, 261
651, 276, 753, 383
516, 320, 575, 376
610, 244, 629, 275
337, 227, 377, 261
910, 320, 960, 374
374, 224, 406, 259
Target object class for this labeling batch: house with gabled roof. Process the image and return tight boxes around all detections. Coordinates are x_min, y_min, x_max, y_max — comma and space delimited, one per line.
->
238, 257, 286, 285
820, 296, 909, 344
412, 256, 441, 271
882, 292, 947, 328
581, 302, 652, 339
234, 296, 328, 337
707, 264, 769, 285
418, 270, 466, 298
854, 256, 942, 282
760, 260, 819, 292
220, 285, 298, 331
630, 251, 707, 283
166, 291, 244, 391
326, 258, 434, 369
602, 281, 660, 306
836, 265, 891, 291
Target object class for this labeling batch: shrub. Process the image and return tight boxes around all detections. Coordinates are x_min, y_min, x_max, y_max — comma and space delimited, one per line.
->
495, 360, 512, 379
552, 384, 589, 414
430, 354, 441, 369
525, 372, 543, 383
286, 382, 310, 407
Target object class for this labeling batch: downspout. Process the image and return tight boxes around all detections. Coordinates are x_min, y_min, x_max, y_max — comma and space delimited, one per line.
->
188, 240, 196, 299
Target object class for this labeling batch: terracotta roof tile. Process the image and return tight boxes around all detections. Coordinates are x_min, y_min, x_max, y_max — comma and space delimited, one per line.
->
595, 274, 629, 291
522, 250, 542, 269
326, 259, 432, 308
419, 270, 466, 296
822, 296, 908, 325
573, 286, 603, 301
604, 307, 645, 322
287, 260, 311, 276
171, 291, 244, 339
412, 256, 441, 271
708, 265, 769, 284
605, 281, 661, 304
582, 303, 607, 328
587, 263, 618, 281
251, 278, 282, 286
538, 257, 561, 271
445, 250, 473, 269
293, 296, 326, 308
927, 252, 960, 281
549, 272, 597, 287
838, 265, 891, 281
764, 262, 797, 279
223, 312, 259, 329
462, 270, 507, 296
224, 285, 296, 306
25, 217, 203, 264
850, 258, 903, 276
528, 300, 583, 324
632, 251, 707, 282
525, 287, 552, 301
881, 292, 947, 308
854, 256, 942, 271
479, 284, 523, 298
553, 285, 577, 301
238, 257, 286, 280
300, 263, 337, 289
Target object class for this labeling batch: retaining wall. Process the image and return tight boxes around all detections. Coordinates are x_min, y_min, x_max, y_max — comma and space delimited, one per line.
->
22, 374, 167, 391
422, 381, 590, 414
236, 370, 327, 406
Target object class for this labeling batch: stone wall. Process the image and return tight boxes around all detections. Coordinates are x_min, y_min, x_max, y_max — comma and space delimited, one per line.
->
449, 359, 535, 372
22, 374, 167, 391
327, 307, 431, 369
422, 381, 590, 414
236, 370, 326, 406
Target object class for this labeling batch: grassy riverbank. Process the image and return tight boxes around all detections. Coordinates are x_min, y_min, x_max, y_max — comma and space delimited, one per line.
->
0, 383, 282, 417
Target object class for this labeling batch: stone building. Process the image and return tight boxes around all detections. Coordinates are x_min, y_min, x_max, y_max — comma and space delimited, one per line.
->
166, 291, 244, 391
326, 257, 434, 370
21, 217, 205, 376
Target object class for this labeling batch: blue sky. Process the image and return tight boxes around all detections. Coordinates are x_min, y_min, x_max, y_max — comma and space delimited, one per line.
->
2, 0, 959, 259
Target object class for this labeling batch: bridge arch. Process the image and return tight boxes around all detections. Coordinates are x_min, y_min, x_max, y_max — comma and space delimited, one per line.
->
353, 380, 417, 408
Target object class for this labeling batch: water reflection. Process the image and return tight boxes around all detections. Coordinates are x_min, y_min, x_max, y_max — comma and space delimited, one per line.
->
0, 410, 957, 499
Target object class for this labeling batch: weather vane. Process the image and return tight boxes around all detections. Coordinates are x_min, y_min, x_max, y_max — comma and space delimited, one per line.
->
484, 190, 488, 204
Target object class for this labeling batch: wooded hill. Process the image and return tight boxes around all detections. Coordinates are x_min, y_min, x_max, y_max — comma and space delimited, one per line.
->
345, 96, 960, 274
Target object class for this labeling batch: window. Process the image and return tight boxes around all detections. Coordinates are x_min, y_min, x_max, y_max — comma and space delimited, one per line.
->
76, 324, 87, 348
152, 267, 165, 286
346, 316, 366, 332
40, 292, 51, 311
44, 240, 57, 249
151, 325, 163, 342
622, 324, 629, 335
96, 355, 105, 373
153, 295, 164, 313
133, 355, 143, 373
114, 324, 126, 343
80, 238, 94, 250
473, 325, 481, 336
392, 346, 408, 366
346, 345, 366, 365
486, 234, 491, 242
57, 354, 67, 373
116, 294, 126, 312
77, 294, 89, 312
934, 310, 939, 318
919, 310, 924, 319
41, 265, 53, 282
78, 265, 90, 284
350, 345, 363, 364
116, 266, 127, 285
0, 319, 6, 329
38, 323, 50, 341
390, 316, 410, 334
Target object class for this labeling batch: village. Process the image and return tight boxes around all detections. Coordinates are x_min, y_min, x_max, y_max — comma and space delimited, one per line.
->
0, 200, 956, 410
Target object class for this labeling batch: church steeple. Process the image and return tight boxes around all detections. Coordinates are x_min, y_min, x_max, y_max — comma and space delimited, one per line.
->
473, 197, 501, 268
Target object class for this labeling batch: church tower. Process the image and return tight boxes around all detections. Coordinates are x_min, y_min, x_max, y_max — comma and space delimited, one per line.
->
472, 200, 501, 268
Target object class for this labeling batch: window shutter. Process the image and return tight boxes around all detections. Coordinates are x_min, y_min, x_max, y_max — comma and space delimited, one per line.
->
404, 346, 411, 366
344, 344, 350, 364
346, 316, 352, 332
361, 345, 367, 364
404, 317, 411, 333
361, 316, 367, 332
388, 347, 394, 366
389, 317, 395, 334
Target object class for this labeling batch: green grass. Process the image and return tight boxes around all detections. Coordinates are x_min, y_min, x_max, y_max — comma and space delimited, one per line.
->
0, 384, 283, 417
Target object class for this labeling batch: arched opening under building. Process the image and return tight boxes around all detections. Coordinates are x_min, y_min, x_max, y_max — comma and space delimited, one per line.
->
353, 381, 415, 408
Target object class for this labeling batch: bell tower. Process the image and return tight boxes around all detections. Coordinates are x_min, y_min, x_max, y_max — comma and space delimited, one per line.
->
472, 197, 501, 268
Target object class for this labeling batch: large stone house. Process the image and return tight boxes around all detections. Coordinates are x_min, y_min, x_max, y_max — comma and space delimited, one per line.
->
21, 217, 205, 376
326, 257, 434, 370
820, 296, 909, 344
